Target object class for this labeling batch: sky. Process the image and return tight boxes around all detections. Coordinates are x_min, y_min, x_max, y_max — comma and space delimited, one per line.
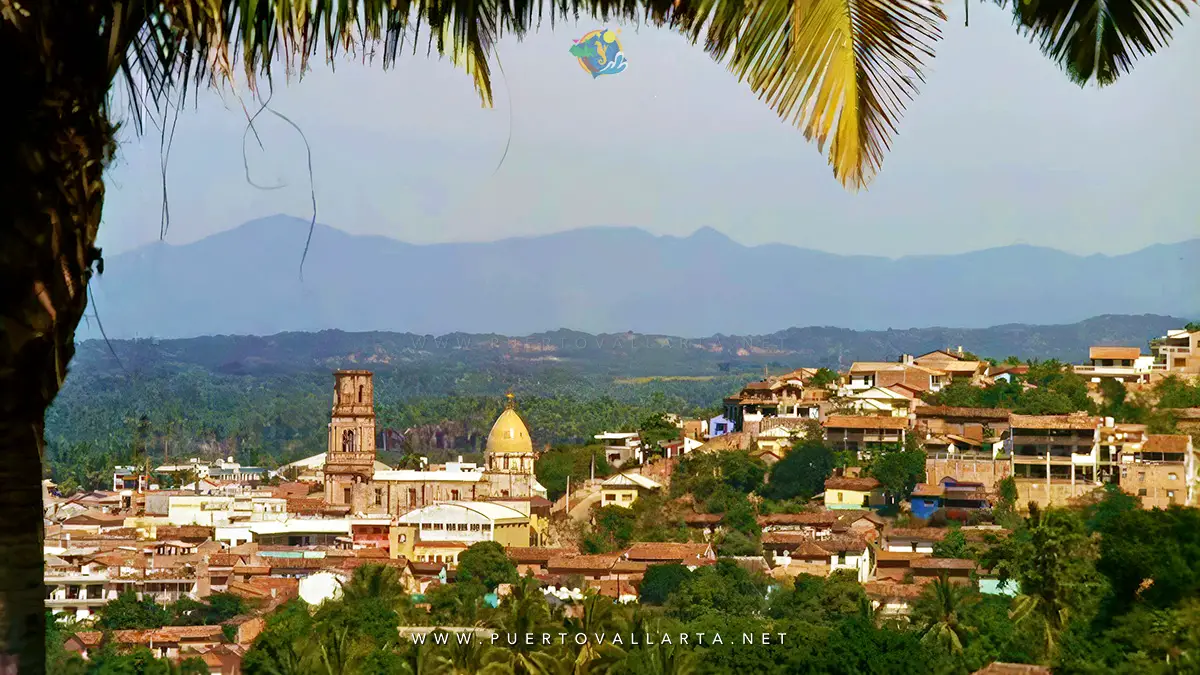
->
98, 9, 1200, 258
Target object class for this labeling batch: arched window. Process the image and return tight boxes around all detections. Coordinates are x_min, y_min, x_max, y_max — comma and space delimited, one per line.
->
358, 385, 364, 403
342, 429, 356, 453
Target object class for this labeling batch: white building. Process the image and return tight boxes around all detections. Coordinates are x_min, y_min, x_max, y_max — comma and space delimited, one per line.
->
594, 432, 643, 468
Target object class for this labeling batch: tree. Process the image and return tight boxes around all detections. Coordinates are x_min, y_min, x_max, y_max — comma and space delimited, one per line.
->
760, 438, 835, 501
932, 528, 970, 559
4, 2, 1190, 669
911, 575, 978, 655
638, 564, 692, 605
339, 563, 413, 612
868, 440, 927, 501
96, 591, 170, 630
456, 542, 518, 592
809, 368, 839, 389
242, 599, 318, 675
981, 506, 1105, 656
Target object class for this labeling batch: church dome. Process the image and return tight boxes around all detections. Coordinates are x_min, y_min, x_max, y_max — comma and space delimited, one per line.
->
486, 397, 534, 456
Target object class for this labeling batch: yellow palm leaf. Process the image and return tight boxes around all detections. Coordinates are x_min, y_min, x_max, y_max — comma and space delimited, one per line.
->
672, 0, 944, 188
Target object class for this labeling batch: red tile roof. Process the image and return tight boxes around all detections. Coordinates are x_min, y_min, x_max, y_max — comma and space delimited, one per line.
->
887, 528, 948, 541
622, 542, 713, 563
505, 547, 574, 564
824, 476, 882, 491
1010, 414, 1101, 431
1143, 434, 1191, 453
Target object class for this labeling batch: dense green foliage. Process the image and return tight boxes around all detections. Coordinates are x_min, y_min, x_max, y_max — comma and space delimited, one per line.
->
534, 445, 613, 502
456, 542, 519, 592
93, 592, 247, 630
925, 360, 1093, 415
582, 493, 691, 554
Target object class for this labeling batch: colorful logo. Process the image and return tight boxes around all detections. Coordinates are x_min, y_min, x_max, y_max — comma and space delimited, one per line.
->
569, 29, 627, 79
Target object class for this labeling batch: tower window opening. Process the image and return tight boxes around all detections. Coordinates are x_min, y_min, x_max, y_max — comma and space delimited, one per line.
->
358, 385, 364, 403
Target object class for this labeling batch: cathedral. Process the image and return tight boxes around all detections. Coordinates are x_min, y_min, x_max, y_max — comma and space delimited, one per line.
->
322, 370, 546, 515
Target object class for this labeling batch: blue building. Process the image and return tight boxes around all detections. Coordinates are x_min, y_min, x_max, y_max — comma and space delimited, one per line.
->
908, 477, 990, 521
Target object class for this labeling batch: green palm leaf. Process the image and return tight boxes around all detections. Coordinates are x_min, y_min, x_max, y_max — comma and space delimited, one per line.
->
1000, 0, 1194, 86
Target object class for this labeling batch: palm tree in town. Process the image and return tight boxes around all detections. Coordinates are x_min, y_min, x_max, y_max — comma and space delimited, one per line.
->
911, 574, 978, 655
427, 636, 514, 675
564, 592, 627, 674
2, 0, 1194, 668
338, 563, 411, 612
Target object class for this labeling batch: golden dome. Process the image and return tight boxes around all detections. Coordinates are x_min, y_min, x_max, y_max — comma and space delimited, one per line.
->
485, 402, 534, 457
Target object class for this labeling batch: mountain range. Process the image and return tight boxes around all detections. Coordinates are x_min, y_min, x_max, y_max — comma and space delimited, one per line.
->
85, 215, 1199, 339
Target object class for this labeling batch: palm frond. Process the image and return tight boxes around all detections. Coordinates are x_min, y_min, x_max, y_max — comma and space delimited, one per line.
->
998, 0, 1193, 86
668, 0, 945, 188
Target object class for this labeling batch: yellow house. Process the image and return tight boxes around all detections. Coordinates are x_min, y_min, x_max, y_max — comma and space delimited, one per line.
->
390, 500, 530, 564
823, 476, 887, 510
600, 472, 663, 508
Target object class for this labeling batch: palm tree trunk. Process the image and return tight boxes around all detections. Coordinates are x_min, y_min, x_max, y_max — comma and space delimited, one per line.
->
1, 8, 115, 672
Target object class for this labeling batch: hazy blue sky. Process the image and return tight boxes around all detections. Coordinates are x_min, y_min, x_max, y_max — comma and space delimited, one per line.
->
98, 10, 1200, 258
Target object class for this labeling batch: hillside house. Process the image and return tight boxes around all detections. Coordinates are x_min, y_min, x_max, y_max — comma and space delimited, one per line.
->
1151, 328, 1200, 374
823, 415, 910, 455
823, 476, 887, 510
1074, 346, 1155, 383
600, 472, 663, 508
1121, 434, 1196, 508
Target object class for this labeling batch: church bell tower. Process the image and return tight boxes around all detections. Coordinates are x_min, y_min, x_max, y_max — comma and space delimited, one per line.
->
323, 370, 378, 508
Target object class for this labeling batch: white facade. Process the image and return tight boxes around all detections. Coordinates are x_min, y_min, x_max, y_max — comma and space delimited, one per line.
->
397, 501, 527, 545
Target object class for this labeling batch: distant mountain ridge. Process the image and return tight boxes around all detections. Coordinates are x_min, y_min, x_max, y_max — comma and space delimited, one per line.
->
85, 215, 1200, 339
71, 314, 1189, 376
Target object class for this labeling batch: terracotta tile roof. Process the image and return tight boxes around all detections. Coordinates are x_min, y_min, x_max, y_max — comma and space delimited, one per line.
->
622, 542, 713, 563
227, 577, 299, 600
915, 406, 1011, 420
505, 547, 574, 564
863, 581, 925, 599
612, 560, 650, 574
877, 550, 931, 562
64, 510, 127, 525
1143, 434, 1192, 453
547, 554, 621, 573
789, 540, 834, 559
911, 558, 976, 571
820, 534, 868, 552
265, 557, 326, 570
271, 482, 314, 499
823, 415, 910, 431
206, 554, 242, 568
1010, 413, 1101, 431
910, 484, 945, 498
286, 498, 327, 515
585, 579, 638, 599
972, 663, 1051, 675
758, 512, 838, 527
887, 528, 948, 541
155, 526, 214, 541
1089, 346, 1142, 360
824, 476, 882, 491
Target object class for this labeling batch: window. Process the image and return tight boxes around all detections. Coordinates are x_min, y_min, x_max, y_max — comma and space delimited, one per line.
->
408, 489, 418, 505
837, 553, 847, 565
451, 490, 460, 501
837, 492, 844, 502
343, 487, 351, 504
1138, 488, 1147, 496
1167, 491, 1176, 502
1138, 472, 1146, 482
342, 429, 356, 453
399, 534, 407, 543
374, 488, 383, 506
1168, 473, 1178, 481
358, 385, 364, 403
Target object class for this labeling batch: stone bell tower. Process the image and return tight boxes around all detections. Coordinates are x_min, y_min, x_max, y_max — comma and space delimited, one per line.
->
323, 370, 377, 509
